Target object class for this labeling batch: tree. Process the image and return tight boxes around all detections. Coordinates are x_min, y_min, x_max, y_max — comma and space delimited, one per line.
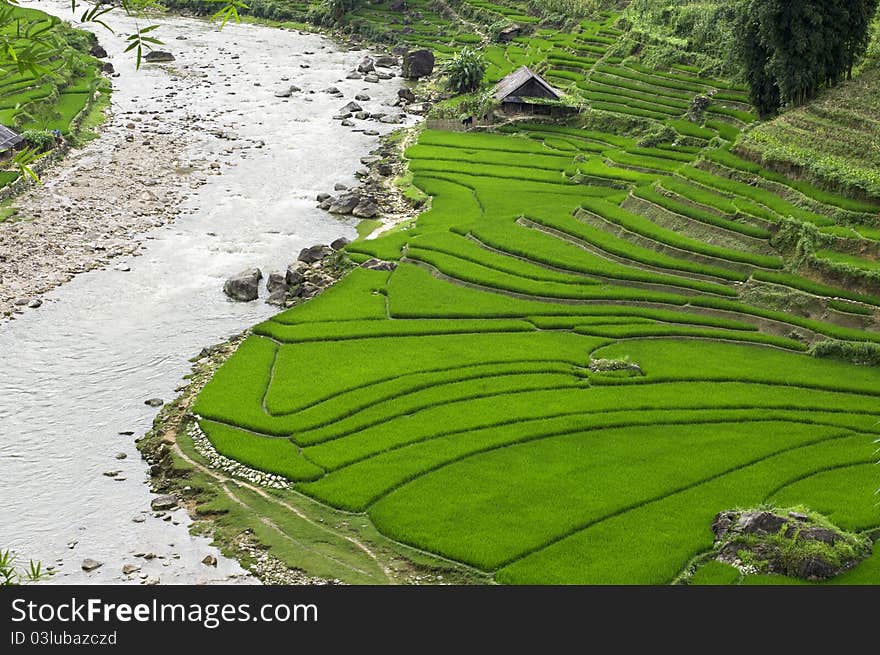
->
736, 0, 880, 115
444, 47, 487, 95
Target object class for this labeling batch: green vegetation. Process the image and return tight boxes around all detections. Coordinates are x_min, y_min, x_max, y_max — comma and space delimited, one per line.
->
181, 3, 880, 585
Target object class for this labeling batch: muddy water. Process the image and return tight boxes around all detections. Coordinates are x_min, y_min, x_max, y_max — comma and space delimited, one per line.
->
0, 1, 412, 583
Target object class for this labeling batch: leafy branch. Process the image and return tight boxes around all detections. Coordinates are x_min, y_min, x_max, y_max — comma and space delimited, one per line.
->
124, 24, 162, 69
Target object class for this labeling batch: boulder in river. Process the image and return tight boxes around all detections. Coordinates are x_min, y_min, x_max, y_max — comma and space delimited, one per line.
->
330, 237, 351, 251
298, 244, 331, 263
398, 88, 416, 103
353, 202, 379, 218
266, 272, 288, 294
286, 264, 305, 286
402, 49, 434, 79
81, 558, 103, 572
150, 494, 178, 511
357, 56, 375, 73
375, 55, 398, 68
89, 44, 108, 58
223, 268, 262, 302
340, 101, 362, 113
144, 398, 164, 408
328, 195, 360, 215
144, 50, 175, 63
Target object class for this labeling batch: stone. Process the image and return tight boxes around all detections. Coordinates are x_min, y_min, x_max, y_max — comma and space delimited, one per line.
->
390, 0, 406, 10
316, 192, 331, 202
81, 558, 103, 572
377, 163, 393, 177
150, 494, 178, 511
144, 398, 164, 407
298, 244, 330, 264
122, 564, 140, 575
90, 44, 108, 58
345, 71, 362, 80
285, 265, 305, 286
328, 195, 360, 215
402, 49, 434, 79
355, 93, 370, 101
353, 202, 379, 218
406, 103, 428, 115
363, 74, 379, 83
340, 101, 362, 113
266, 272, 288, 294
361, 258, 397, 272
323, 86, 340, 94
101, 62, 115, 75
341, 119, 354, 127
202, 554, 218, 567
27, 298, 42, 308
330, 237, 351, 251
223, 268, 263, 302
376, 72, 394, 80
144, 51, 175, 63
334, 182, 348, 191
266, 289, 287, 306
739, 511, 788, 536
380, 114, 404, 124
788, 511, 810, 522
357, 57, 375, 73
375, 55, 397, 68
398, 88, 416, 104
333, 113, 352, 120
354, 111, 370, 120
115, 452, 127, 459
274, 86, 294, 98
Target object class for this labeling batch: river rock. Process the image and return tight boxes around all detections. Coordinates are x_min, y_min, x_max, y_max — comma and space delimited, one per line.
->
406, 103, 428, 115
354, 111, 370, 120
375, 55, 397, 68
27, 298, 42, 308
266, 272, 288, 294
334, 182, 348, 191
144, 50, 175, 63
330, 237, 351, 251
316, 192, 331, 202
341, 101, 362, 113
328, 195, 360, 215
144, 398, 164, 407
285, 264, 305, 286
357, 56, 375, 73
81, 558, 103, 572
122, 564, 140, 575
323, 86, 340, 94
150, 494, 178, 511
202, 554, 218, 567
402, 49, 434, 79
363, 74, 379, 83
346, 71, 362, 80
223, 268, 262, 302
353, 202, 379, 218
274, 86, 294, 98
90, 44, 108, 58
355, 93, 370, 101
398, 88, 416, 103
380, 114, 405, 124
298, 244, 331, 264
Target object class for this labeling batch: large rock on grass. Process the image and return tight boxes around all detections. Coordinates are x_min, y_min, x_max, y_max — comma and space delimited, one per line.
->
223, 268, 262, 302
402, 49, 434, 79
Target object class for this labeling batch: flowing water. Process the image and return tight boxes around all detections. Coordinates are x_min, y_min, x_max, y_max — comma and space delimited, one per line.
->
0, 0, 412, 583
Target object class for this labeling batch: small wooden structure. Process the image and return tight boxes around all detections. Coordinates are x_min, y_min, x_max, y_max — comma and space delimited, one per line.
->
493, 66, 571, 116
0, 125, 24, 158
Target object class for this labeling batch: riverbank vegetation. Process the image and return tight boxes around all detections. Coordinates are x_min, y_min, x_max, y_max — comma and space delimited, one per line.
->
179, 0, 880, 586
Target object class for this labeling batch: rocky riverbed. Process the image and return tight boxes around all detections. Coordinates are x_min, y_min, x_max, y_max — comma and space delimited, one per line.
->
0, 0, 418, 584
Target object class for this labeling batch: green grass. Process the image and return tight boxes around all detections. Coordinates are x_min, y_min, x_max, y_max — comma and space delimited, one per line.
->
187, 11, 880, 586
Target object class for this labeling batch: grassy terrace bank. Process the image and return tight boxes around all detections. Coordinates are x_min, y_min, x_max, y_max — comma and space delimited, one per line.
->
0, 5, 107, 194
156, 1, 880, 584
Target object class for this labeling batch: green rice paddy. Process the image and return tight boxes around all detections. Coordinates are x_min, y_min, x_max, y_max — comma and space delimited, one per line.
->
192, 7, 880, 584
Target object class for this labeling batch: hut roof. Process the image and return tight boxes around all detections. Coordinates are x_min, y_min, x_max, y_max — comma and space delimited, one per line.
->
0, 125, 24, 151
493, 66, 562, 102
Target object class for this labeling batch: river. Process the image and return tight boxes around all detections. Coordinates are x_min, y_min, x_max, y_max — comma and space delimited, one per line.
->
0, 0, 413, 583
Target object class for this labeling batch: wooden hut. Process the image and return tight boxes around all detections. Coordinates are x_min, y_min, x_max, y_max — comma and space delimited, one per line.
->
493, 66, 571, 116
0, 125, 24, 158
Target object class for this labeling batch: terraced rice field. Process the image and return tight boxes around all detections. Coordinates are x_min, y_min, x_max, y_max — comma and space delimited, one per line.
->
0, 7, 100, 134
195, 10, 880, 584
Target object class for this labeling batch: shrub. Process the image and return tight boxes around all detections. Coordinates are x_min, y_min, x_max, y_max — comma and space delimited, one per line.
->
444, 47, 488, 95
